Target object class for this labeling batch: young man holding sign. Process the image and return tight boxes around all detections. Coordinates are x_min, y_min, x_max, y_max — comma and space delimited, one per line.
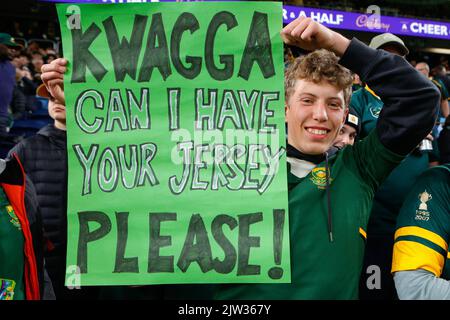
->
41, 16, 439, 299
216, 18, 439, 299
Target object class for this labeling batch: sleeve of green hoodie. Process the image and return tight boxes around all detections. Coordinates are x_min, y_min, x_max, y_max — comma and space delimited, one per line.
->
339, 38, 440, 156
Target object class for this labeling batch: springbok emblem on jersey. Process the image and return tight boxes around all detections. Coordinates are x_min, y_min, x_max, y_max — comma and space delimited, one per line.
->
310, 167, 332, 189
369, 105, 382, 118
6, 205, 21, 230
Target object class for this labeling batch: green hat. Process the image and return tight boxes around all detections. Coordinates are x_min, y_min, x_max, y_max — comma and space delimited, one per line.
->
0, 33, 21, 48
369, 33, 409, 56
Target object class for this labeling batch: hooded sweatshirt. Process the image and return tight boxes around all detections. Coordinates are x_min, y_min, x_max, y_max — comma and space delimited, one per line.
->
215, 38, 440, 300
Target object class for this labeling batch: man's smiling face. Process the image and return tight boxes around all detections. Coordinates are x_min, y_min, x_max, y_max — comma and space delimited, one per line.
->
286, 79, 348, 155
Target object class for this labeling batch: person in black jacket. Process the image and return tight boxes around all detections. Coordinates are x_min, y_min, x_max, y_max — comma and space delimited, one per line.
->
0, 155, 53, 299
8, 84, 96, 300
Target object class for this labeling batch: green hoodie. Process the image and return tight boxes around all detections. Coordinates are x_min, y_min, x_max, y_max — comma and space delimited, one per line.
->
215, 131, 403, 299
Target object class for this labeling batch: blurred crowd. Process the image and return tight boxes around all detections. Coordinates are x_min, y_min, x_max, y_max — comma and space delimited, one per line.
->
0, 33, 58, 125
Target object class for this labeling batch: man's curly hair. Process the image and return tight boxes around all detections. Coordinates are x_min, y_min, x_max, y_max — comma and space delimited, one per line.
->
285, 49, 353, 107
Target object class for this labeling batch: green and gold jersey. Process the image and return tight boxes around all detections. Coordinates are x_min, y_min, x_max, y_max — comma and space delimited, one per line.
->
351, 85, 433, 236
216, 130, 404, 300
0, 186, 25, 300
392, 164, 450, 278
350, 86, 383, 139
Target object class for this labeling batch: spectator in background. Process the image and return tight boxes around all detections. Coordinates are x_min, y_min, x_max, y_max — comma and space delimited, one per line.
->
12, 53, 25, 69
0, 150, 51, 300
392, 163, 450, 300
284, 45, 295, 69
3, 38, 22, 61
416, 62, 449, 119
0, 40, 54, 298
10, 63, 39, 121
8, 83, 97, 300
13, 52, 38, 111
44, 51, 57, 64
20, 53, 31, 69
352, 73, 363, 92
432, 64, 450, 98
10, 69, 27, 120
333, 107, 361, 149
0, 35, 19, 133
9, 50, 37, 116
26, 41, 41, 56
30, 52, 44, 85
12, 52, 33, 88
15, 63, 38, 113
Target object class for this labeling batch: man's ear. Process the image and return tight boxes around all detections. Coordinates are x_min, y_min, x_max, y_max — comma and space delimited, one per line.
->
285, 104, 289, 123
342, 107, 349, 124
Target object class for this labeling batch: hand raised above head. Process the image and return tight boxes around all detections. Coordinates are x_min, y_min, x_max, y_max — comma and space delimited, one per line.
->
280, 17, 350, 56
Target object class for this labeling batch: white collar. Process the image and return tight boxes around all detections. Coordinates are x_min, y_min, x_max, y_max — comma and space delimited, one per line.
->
287, 157, 316, 178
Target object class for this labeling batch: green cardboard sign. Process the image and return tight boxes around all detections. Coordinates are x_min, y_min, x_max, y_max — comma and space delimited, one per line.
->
57, 1, 290, 285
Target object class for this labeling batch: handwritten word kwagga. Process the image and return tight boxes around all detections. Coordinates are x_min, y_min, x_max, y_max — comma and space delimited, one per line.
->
70, 11, 275, 83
